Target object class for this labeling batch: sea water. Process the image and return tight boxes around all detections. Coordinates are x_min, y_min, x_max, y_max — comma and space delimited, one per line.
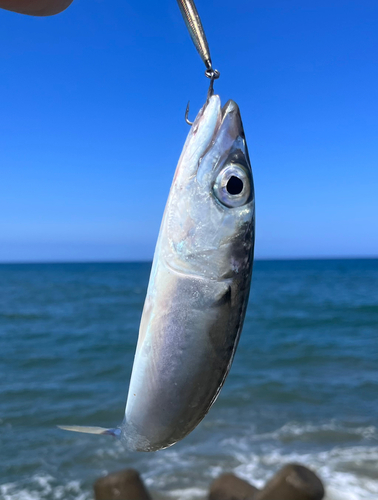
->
0, 259, 377, 500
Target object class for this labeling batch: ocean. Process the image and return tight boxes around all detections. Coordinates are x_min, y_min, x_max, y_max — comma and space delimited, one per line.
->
0, 259, 377, 500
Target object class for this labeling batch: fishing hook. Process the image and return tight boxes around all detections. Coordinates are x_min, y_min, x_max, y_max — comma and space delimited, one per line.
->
185, 101, 193, 126
206, 68, 220, 99
185, 67, 220, 126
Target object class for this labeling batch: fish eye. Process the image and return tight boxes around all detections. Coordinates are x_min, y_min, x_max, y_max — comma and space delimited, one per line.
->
213, 164, 251, 208
227, 176, 244, 195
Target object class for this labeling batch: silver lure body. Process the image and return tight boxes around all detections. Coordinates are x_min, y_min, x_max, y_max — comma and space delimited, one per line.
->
59, 95, 255, 452
124, 95, 255, 451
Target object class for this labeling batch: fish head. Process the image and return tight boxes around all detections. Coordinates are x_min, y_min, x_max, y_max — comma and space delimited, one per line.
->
164, 95, 255, 280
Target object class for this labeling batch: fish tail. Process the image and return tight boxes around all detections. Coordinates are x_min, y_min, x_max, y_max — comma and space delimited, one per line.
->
57, 425, 121, 437
58, 422, 152, 451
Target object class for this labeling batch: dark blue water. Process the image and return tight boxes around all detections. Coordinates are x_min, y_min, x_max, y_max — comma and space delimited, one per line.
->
1, 260, 377, 500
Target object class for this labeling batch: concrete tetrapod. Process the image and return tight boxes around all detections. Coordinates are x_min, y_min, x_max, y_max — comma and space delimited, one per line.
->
209, 473, 259, 500
255, 464, 325, 500
94, 469, 152, 500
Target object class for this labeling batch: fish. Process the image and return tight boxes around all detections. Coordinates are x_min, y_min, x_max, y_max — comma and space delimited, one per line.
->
59, 94, 255, 451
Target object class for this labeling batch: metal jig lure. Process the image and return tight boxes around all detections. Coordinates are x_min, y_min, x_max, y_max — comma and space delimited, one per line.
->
176, 0, 220, 124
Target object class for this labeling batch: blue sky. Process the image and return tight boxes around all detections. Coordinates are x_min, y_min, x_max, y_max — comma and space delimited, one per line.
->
0, 0, 377, 261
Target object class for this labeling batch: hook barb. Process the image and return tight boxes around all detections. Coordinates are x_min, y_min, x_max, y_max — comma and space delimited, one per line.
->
185, 101, 194, 126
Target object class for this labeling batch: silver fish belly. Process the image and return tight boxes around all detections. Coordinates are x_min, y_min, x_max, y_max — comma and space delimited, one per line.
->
59, 94, 255, 452
124, 94, 255, 451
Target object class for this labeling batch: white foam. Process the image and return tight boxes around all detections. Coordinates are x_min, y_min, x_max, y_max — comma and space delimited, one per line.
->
91, 421, 378, 500
227, 442, 378, 500
164, 487, 206, 500
6, 420, 376, 500
0, 474, 91, 500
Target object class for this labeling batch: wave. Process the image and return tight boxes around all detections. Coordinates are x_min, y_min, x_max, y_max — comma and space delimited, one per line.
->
0, 474, 90, 500
93, 422, 378, 500
1, 424, 378, 500
247, 421, 378, 442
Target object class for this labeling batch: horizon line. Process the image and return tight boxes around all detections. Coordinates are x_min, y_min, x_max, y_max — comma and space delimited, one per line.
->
0, 255, 377, 265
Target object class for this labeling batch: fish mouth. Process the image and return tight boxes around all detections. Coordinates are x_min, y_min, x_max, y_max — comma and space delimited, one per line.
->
221, 99, 240, 119
179, 95, 245, 182
194, 96, 244, 165
219, 99, 243, 139
196, 95, 242, 133
209, 96, 243, 144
